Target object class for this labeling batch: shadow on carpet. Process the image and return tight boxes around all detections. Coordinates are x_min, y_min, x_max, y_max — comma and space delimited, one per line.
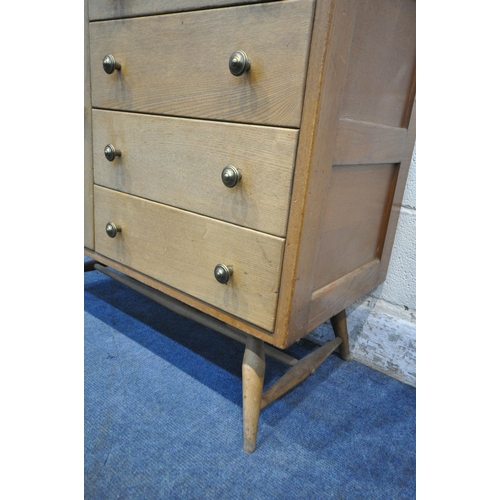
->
84, 266, 416, 499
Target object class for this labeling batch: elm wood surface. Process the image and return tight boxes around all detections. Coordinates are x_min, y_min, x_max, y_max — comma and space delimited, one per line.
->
242, 337, 265, 454
88, 0, 282, 21
260, 336, 342, 409
330, 309, 350, 361
94, 186, 284, 331
312, 163, 399, 289
85, 246, 278, 344
307, 259, 381, 333
89, 0, 315, 127
339, 0, 416, 128
92, 109, 298, 236
331, 119, 409, 165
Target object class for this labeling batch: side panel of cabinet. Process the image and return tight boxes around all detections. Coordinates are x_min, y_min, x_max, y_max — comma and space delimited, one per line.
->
306, 0, 416, 332
273, 0, 416, 346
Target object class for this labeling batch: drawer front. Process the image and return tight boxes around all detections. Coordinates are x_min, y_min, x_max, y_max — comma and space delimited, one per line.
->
89, 0, 314, 127
89, 0, 281, 21
94, 186, 284, 331
93, 110, 298, 237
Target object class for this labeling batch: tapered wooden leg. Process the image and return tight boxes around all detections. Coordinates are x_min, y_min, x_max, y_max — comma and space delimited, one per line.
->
330, 309, 351, 361
242, 336, 265, 454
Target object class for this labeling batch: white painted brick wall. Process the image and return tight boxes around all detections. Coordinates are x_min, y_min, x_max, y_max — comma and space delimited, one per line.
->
308, 145, 417, 386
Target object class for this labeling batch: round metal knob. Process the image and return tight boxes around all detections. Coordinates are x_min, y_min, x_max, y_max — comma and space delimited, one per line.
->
228, 50, 251, 76
221, 166, 242, 188
214, 264, 233, 284
104, 144, 121, 162
102, 54, 121, 74
105, 222, 122, 238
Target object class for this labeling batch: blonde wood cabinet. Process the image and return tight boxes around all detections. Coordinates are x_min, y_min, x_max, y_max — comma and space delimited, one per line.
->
85, 0, 416, 453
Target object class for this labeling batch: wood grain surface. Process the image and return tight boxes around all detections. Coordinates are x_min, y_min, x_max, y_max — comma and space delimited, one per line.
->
89, 0, 314, 127
331, 119, 408, 165
94, 186, 285, 331
89, 0, 281, 21
340, 0, 416, 128
92, 109, 298, 236
85, 246, 277, 344
312, 163, 399, 290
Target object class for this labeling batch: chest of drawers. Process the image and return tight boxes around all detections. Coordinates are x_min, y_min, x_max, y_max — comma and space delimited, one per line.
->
84, 0, 416, 453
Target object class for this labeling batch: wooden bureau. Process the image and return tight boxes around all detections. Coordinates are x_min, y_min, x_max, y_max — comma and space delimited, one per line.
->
84, 0, 416, 453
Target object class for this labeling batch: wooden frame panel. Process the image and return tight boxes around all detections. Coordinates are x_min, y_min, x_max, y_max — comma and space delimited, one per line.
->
339, 0, 416, 128
306, 101, 415, 333
312, 163, 399, 290
332, 119, 408, 165
274, 0, 415, 347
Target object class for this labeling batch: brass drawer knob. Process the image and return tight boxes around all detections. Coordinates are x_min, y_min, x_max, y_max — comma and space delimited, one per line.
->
104, 144, 121, 162
102, 54, 121, 74
214, 264, 233, 284
221, 166, 242, 188
229, 50, 251, 76
105, 222, 121, 238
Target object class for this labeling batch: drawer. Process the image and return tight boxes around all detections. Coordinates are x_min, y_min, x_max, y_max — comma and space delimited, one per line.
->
88, 0, 281, 21
93, 110, 298, 237
89, 0, 314, 127
94, 186, 285, 331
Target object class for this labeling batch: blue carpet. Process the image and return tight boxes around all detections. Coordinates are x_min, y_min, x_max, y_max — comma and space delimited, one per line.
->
85, 264, 416, 499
